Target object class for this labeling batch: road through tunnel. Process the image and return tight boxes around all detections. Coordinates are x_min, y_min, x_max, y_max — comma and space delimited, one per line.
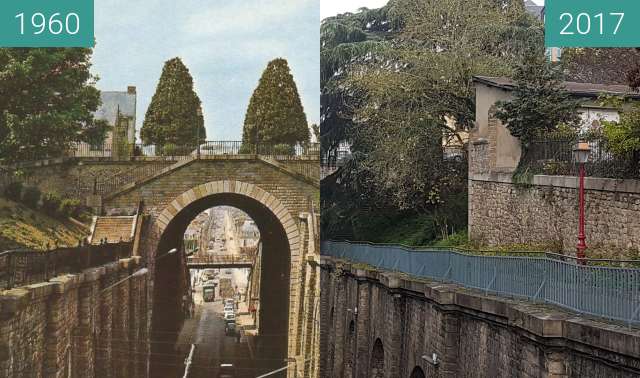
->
150, 189, 292, 376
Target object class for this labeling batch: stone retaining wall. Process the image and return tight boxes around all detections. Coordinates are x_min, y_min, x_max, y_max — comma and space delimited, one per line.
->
321, 257, 640, 378
469, 173, 640, 255
0, 255, 148, 378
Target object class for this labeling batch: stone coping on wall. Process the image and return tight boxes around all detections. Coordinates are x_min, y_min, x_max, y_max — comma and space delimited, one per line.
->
321, 256, 640, 359
1, 154, 320, 170
0, 256, 143, 315
470, 172, 640, 194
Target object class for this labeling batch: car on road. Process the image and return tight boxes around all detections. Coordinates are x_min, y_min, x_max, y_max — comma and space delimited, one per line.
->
225, 321, 236, 336
224, 312, 235, 323
224, 298, 235, 307
223, 304, 234, 313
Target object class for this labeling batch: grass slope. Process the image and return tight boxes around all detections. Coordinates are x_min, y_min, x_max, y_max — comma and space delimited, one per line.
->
0, 197, 89, 251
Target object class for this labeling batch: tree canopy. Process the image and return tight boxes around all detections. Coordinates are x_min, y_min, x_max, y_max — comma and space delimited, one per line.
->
321, 0, 544, 241
241, 58, 309, 148
495, 48, 582, 148
0, 48, 107, 162
141, 57, 205, 147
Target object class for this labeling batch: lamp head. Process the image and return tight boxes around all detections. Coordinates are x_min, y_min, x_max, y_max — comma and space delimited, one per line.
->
573, 141, 591, 164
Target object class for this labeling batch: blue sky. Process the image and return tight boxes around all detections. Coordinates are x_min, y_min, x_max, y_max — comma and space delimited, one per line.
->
92, 0, 320, 141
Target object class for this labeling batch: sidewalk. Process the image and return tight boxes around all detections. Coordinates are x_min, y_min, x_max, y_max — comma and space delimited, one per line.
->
236, 301, 257, 335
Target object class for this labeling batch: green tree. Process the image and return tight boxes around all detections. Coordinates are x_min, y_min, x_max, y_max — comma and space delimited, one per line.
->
494, 49, 582, 149
321, 0, 543, 240
141, 57, 205, 147
0, 48, 104, 162
242, 58, 309, 149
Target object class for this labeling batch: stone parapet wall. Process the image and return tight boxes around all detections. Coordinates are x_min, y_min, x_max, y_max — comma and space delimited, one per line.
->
0, 255, 148, 378
469, 173, 640, 254
320, 257, 640, 378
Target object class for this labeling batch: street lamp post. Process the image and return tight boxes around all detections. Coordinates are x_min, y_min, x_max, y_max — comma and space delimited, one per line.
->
573, 141, 591, 265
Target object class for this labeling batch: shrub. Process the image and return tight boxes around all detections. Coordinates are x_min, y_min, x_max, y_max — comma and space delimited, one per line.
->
4, 181, 23, 201
271, 143, 295, 155
22, 186, 41, 208
59, 199, 82, 218
161, 143, 178, 156
42, 192, 62, 216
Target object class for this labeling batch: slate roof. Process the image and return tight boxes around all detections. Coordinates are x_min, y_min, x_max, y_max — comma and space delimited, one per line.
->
94, 91, 136, 126
524, 0, 544, 20
473, 76, 640, 99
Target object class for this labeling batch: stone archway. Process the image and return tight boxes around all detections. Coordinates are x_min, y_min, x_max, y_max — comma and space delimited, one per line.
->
150, 180, 304, 363
410, 366, 426, 378
370, 338, 385, 378
344, 320, 356, 378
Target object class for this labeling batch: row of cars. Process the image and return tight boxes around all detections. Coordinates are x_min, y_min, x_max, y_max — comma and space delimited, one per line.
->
223, 298, 238, 336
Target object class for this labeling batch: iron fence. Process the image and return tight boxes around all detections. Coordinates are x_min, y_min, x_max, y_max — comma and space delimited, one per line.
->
0, 242, 132, 290
69, 141, 320, 160
322, 241, 640, 326
50, 141, 320, 197
94, 161, 173, 195
524, 134, 640, 179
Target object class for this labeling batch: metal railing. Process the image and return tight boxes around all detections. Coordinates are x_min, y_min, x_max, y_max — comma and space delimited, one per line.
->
94, 161, 173, 195
0, 242, 132, 290
69, 141, 320, 160
322, 241, 640, 326
524, 133, 640, 179
186, 254, 254, 266
71, 141, 320, 196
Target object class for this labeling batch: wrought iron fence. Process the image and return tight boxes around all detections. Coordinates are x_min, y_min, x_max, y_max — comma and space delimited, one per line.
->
0, 242, 132, 290
322, 241, 640, 326
69, 141, 320, 160
94, 161, 173, 195
524, 134, 640, 179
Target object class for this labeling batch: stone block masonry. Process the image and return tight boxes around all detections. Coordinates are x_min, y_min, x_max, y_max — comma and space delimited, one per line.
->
469, 173, 640, 255
0, 255, 149, 378
321, 257, 640, 378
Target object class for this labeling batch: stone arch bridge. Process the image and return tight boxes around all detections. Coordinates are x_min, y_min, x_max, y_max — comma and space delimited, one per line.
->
3, 152, 321, 378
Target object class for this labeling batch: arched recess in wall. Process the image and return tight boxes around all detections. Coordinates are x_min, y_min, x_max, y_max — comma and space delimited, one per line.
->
370, 338, 385, 378
344, 320, 356, 378
410, 366, 426, 378
328, 306, 335, 371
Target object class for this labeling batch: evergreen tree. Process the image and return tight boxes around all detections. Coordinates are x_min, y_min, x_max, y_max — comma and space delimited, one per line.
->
141, 57, 205, 147
0, 48, 105, 162
242, 58, 309, 150
495, 49, 582, 148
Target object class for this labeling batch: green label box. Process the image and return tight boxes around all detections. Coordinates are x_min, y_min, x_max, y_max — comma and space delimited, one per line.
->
546, 0, 640, 47
0, 0, 94, 47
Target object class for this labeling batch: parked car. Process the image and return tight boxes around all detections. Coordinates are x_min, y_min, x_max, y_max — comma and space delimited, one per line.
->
224, 313, 236, 323
223, 304, 234, 313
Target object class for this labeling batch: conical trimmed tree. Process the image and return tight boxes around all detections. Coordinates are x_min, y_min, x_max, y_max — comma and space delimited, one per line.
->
242, 58, 309, 152
141, 57, 205, 150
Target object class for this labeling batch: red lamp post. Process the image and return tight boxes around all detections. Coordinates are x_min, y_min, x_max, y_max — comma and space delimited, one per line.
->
573, 142, 591, 265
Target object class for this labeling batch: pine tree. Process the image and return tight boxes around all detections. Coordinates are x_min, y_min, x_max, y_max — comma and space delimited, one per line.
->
495, 49, 582, 148
141, 57, 205, 148
242, 58, 309, 151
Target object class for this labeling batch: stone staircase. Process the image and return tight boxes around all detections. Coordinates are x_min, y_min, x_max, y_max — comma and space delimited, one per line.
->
88, 215, 136, 245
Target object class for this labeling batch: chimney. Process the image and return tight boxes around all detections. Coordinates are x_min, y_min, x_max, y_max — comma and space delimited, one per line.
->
127, 86, 136, 95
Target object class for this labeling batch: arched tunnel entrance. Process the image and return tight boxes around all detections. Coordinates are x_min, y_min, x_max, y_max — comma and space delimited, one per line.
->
149, 185, 295, 377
